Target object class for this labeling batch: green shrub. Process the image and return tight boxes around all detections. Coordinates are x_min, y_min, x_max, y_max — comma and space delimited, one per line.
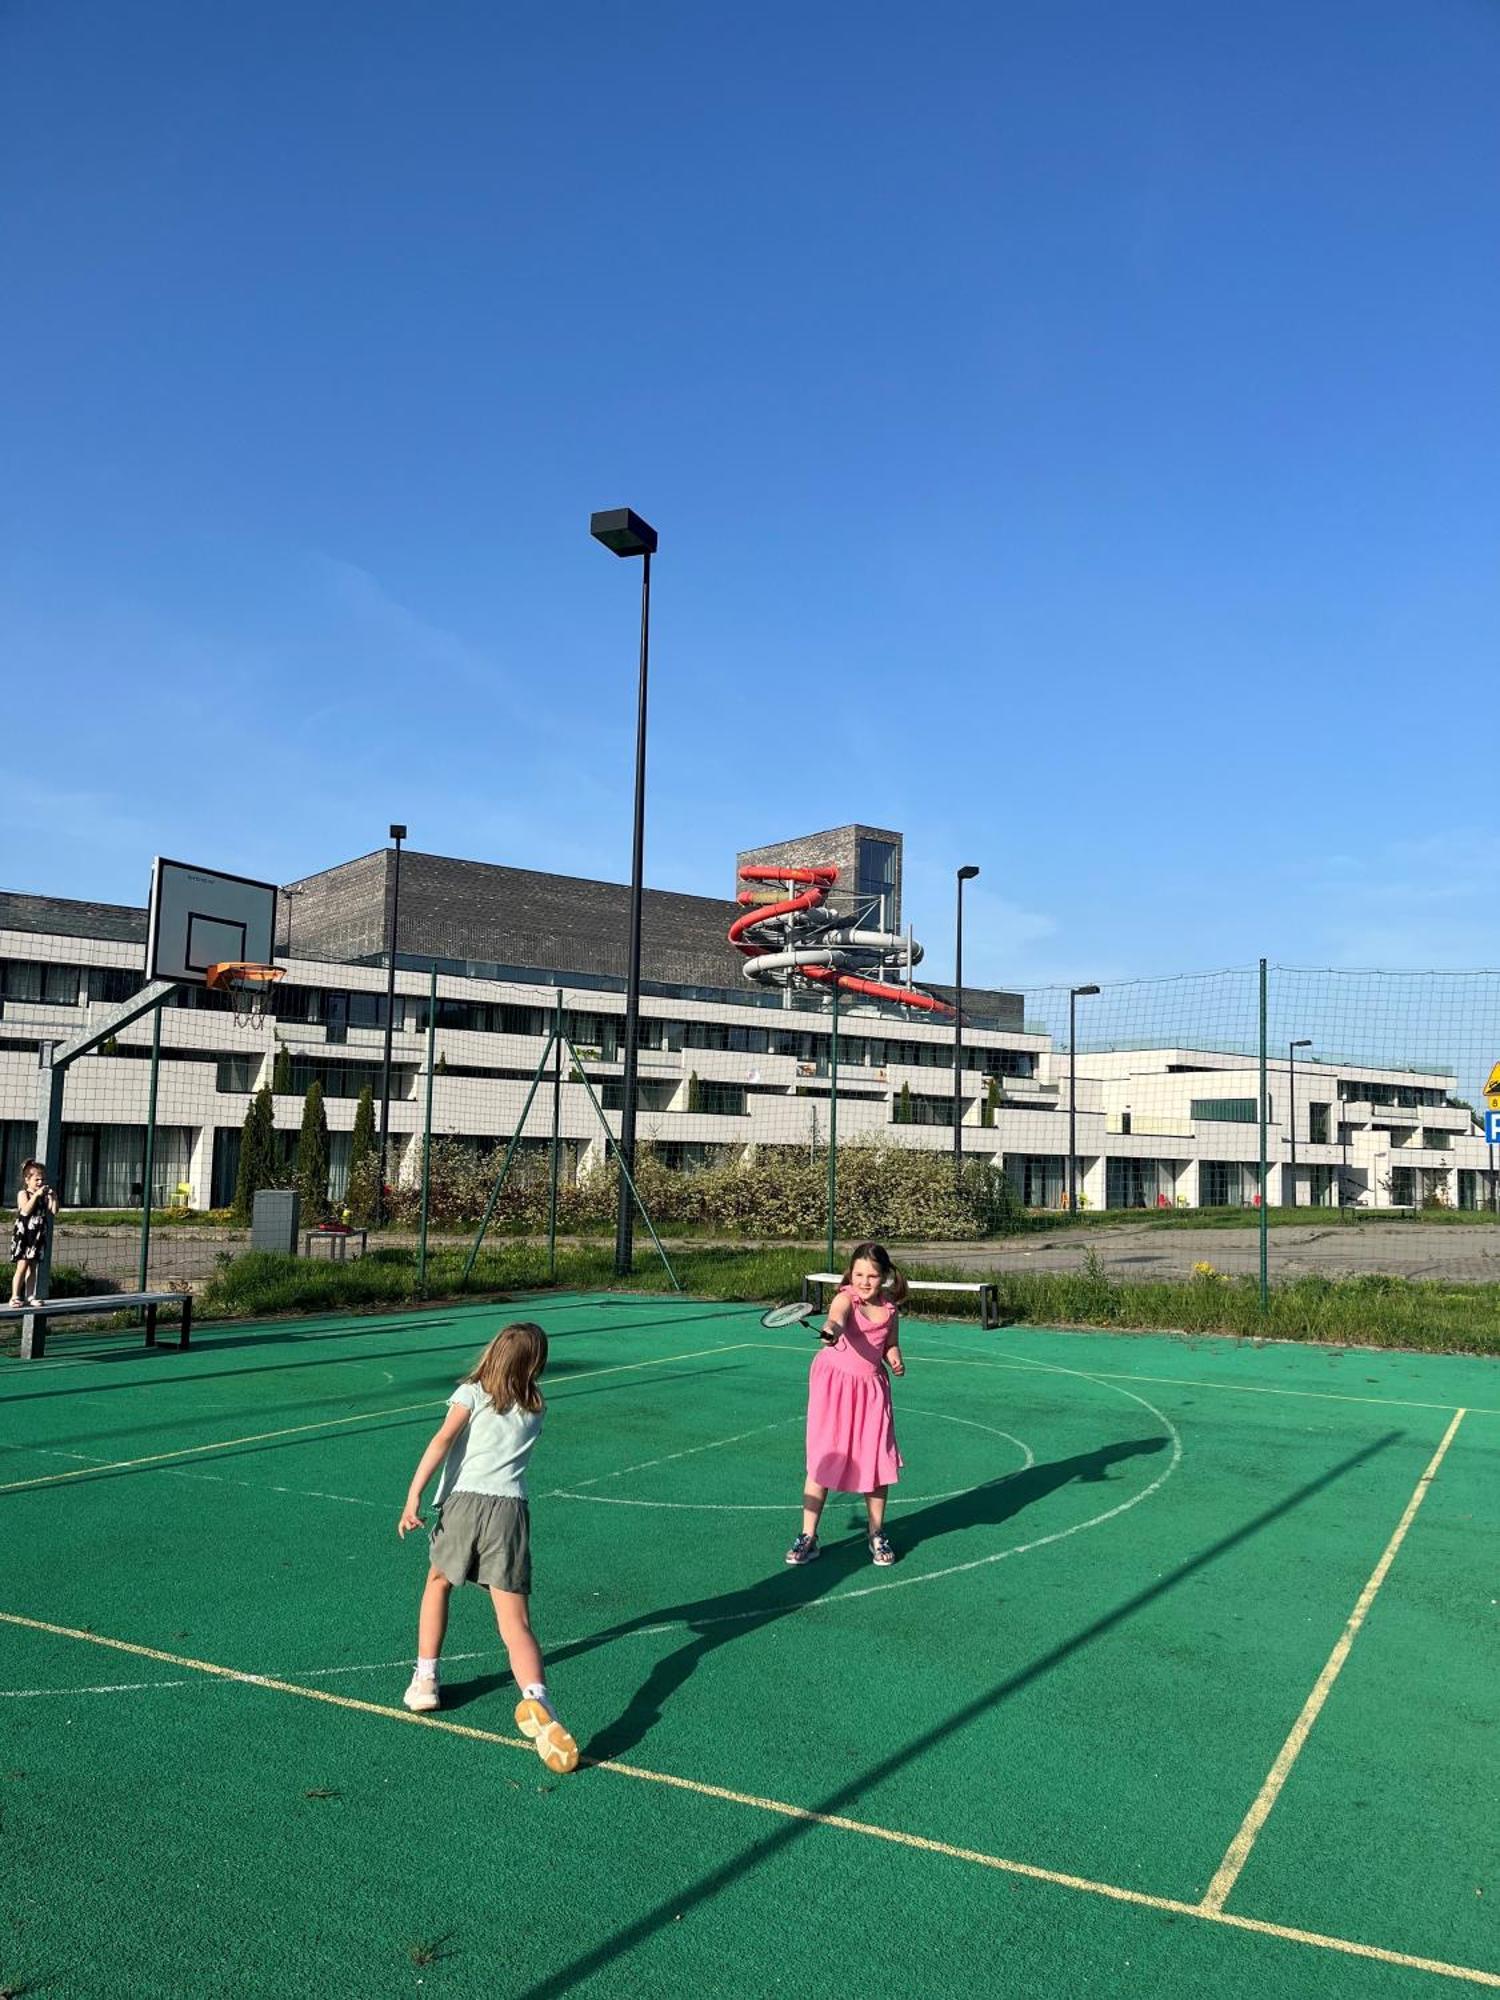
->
386, 1137, 1017, 1242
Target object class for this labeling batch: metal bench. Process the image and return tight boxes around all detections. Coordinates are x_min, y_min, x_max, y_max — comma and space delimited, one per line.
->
1, 1290, 194, 1361
800, 1271, 1002, 1330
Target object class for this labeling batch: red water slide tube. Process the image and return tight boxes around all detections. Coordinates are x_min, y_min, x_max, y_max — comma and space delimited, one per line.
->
729, 864, 952, 1014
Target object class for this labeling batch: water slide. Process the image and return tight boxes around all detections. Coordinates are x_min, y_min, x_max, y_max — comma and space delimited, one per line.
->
728, 864, 953, 1014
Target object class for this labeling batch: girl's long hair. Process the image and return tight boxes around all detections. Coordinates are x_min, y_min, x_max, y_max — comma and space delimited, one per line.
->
466, 1322, 548, 1413
841, 1241, 908, 1305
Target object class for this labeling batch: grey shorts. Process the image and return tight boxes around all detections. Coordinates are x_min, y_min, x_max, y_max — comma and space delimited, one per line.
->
428, 1492, 531, 1593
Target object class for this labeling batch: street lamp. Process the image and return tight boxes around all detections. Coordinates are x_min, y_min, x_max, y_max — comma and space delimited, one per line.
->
1287, 1038, 1312, 1208
591, 507, 658, 1276
377, 824, 407, 1225
953, 866, 980, 1186
1068, 985, 1100, 1215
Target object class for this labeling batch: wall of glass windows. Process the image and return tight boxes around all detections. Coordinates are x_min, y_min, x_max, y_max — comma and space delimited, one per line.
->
60, 1124, 193, 1208
1105, 1158, 1182, 1208
1005, 1154, 1065, 1209
1199, 1160, 1262, 1207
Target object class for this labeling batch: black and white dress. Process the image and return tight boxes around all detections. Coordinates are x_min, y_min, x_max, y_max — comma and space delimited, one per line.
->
11, 1194, 50, 1263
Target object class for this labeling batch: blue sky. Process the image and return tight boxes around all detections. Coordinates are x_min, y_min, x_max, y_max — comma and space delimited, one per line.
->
4, 0, 1497, 993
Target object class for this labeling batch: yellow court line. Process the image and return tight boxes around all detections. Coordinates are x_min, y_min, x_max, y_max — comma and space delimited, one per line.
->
754, 1339, 1488, 1415
1, 1611, 1495, 1991
0, 1340, 755, 1498
1199, 1407, 1469, 1915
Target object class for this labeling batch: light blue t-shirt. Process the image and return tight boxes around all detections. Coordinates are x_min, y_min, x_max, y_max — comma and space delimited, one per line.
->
435, 1380, 544, 1503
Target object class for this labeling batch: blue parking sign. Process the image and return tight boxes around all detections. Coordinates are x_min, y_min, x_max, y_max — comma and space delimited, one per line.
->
1486, 1111, 1500, 1145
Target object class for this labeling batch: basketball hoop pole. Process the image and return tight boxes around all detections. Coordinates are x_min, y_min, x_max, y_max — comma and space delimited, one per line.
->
32, 978, 182, 1308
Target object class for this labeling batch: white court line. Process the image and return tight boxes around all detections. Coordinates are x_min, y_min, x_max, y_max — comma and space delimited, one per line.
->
549, 1408, 1035, 1512
757, 1340, 1486, 1415
555, 1355, 1181, 1615
0, 1441, 383, 1511
553, 1415, 799, 1492
0, 1340, 756, 1498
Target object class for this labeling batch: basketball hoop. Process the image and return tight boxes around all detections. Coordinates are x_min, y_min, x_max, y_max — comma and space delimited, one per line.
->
205, 961, 285, 1026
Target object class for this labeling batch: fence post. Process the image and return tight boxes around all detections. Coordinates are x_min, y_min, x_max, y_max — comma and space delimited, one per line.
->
548, 989, 564, 1280
1258, 958, 1269, 1311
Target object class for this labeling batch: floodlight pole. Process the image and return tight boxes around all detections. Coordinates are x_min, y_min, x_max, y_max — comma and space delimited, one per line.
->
1067, 985, 1099, 1214
417, 962, 437, 1296
377, 824, 406, 1226
591, 507, 659, 1277
953, 866, 979, 1189
1287, 1039, 1311, 1208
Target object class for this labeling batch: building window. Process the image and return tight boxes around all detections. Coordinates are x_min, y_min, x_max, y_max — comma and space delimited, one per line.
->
217, 1056, 261, 1093
601, 1080, 677, 1113
1005, 1155, 1065, 1209
1200, 1160, 1260, 1207
1, 1120, 39, 1195
696, 1081, 747, 1117
60, 1125, 193, 1208
88, 965, 145, 1005
1, 959, 81, 1005
1191, 1099, 1258, 1124
1308, 1102, 1330, 1144
891, 1092, 956, 1128
856, 838, 898, 925
1387, 1166, 1415, 1207
1105, 1159, 1180, 1209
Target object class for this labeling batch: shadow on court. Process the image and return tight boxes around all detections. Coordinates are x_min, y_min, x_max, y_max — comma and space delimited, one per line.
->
444, 1437, 1172, 1741
511, 1430, 1403, 2000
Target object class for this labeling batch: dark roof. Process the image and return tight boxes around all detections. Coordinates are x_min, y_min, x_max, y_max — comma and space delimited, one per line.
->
0, 890, 147, 946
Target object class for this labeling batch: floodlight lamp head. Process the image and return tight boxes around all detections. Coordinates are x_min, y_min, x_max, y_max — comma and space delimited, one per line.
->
1073, 984, 1101, 998
590, 507, 659, 558
957, 865, 980, 882
390, 824, 407, 842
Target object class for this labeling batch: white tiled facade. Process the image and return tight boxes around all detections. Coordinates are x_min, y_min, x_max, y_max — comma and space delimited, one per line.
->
3, 913, 1495, 1213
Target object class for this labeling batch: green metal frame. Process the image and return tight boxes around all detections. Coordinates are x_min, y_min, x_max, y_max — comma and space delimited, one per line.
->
461, 1017, 680, 1292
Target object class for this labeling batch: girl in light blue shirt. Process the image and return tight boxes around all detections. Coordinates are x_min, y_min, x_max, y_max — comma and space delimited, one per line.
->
398, 1321, 576, 1773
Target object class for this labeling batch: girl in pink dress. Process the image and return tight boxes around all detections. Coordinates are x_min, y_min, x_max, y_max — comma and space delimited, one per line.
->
786, 1241, 907, 1568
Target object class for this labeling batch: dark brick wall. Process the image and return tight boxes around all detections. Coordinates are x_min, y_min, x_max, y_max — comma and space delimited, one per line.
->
284, 849, 748, 988
737, 823, 904, 929
280, 851, 388, 963
0, 892, 147, 945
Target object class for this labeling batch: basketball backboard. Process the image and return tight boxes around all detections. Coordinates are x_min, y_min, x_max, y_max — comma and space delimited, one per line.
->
146, 858, 279, 986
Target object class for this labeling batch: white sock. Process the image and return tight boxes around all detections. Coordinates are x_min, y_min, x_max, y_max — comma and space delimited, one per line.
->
416, 1656, 439, 1680
522, 1682, 552, 1713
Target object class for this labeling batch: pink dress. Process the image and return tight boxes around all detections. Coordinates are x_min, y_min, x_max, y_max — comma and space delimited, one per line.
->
805, 1287, 903, 1493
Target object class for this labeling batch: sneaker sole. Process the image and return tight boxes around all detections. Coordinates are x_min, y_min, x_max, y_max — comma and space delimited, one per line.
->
515, 1698, 579, 1774
403, 1689, 440, 1712
784, 1548, 821, 1565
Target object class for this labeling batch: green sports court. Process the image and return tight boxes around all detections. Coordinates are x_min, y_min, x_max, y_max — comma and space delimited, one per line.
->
2, 1295, 1495, 1998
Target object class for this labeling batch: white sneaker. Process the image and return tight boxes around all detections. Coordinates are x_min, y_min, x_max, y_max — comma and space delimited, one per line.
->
515, 1697, 578, 1773
403, 1671, 440, 1712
